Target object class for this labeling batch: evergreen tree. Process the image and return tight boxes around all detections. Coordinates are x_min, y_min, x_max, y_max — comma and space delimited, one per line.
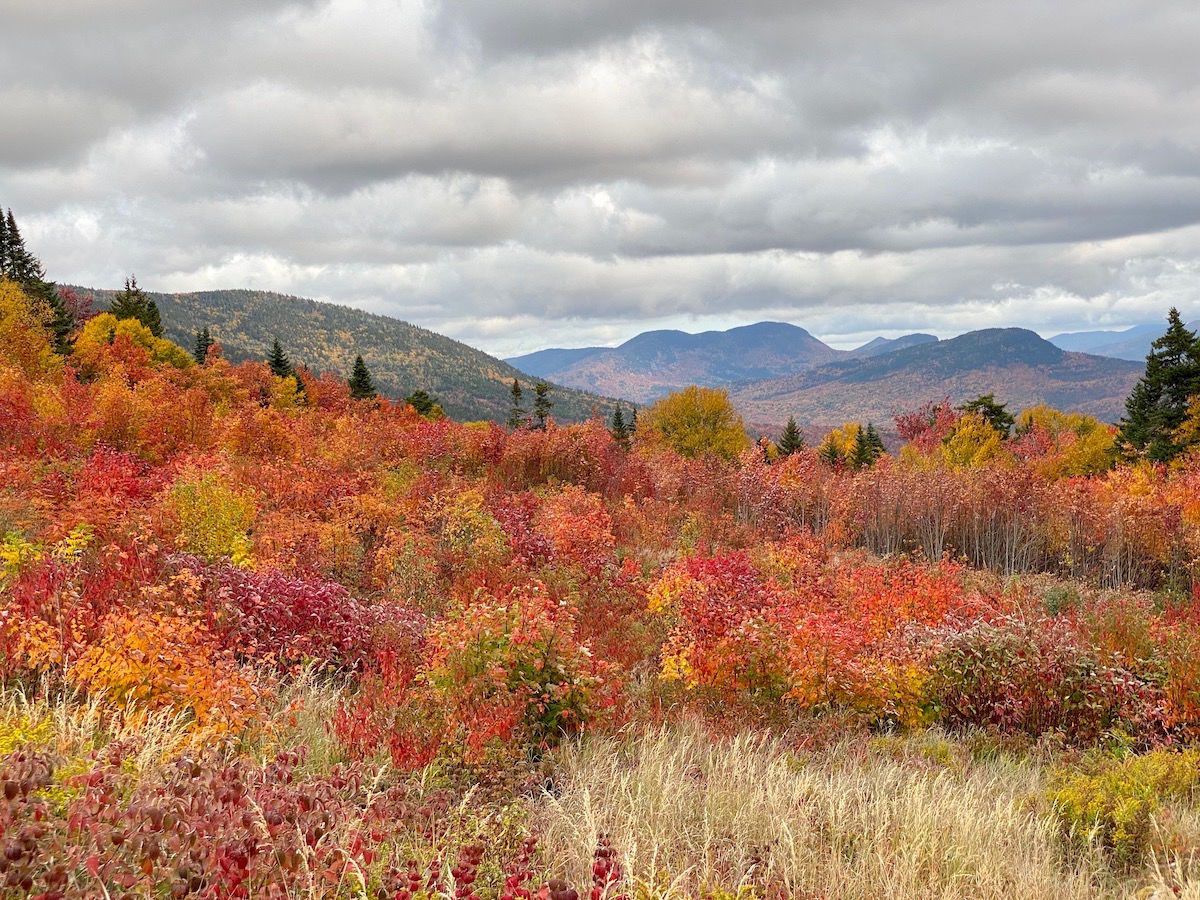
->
1, 208, 74, 352
405, 389, 442, 418
629, 406, 637, 433
0, 211, 8, 278
193, 327, 214, 365
348, 355, 376, 400
957, 393, 1014, 436
610, 405, 631, 449
1118, 308, 1200, 461
109, 275, 162, 337
818, 440, 843, 467
508, 379, 525, 429
777, 416, 804, 456
852, 422, 885, 468
532, 381, 553, 429
267, 337, 294, 379
866, 422, 886, 456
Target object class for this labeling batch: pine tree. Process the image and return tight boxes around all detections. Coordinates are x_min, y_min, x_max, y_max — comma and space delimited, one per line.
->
0, 211, 8, 278
957, 393, 1014, 436
109, 275, 162, 337
851, 422, 885, 468
193, 327, 214, 365
1118, 308, 1200, 461
405, 389, 442, 418
777, 416, 804, 456
610, 405, 630, 449
267, 338, 294, 379
532, 381, 553, 429
818, 440, 843, 467
508, 379, 525, 429
629, 406, 637, 433
866, 422, 885, 456
1, 208, 74, 352
348, 355, 376, 400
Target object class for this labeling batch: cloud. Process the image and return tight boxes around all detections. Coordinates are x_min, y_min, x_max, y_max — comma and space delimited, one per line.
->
2, 0, 1199, 357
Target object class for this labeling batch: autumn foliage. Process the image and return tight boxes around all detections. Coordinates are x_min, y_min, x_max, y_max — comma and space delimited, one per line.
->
1, 275, 1200, 894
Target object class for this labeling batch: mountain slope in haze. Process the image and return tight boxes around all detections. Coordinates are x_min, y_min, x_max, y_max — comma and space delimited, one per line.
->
1048, 323, 1177, 361
849, 333, 939, 358
506, 321, 845, 403
730, 328, 1142, 431
505, 346, 608, 378
78, 287, 615, 423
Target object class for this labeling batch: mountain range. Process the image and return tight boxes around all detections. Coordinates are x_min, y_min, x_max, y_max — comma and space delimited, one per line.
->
1047, 323, 1171, 361
77, 287, 614, 423
76, 283, 1157, 431
509, 321, 1154, 430
728, 328, 1142, 432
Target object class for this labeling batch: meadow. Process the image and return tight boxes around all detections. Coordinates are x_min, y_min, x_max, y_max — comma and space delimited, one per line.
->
1, 277, 1199, 898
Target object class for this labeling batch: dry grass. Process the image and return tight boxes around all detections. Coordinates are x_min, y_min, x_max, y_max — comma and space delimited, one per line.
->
530, 722, 1198, 899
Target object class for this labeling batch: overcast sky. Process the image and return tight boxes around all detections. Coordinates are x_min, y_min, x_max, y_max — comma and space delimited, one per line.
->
2, 0, 1199, 355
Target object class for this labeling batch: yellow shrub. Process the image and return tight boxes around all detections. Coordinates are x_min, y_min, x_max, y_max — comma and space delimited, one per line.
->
167, 472, 255, 563
1049, 749, 1200, 867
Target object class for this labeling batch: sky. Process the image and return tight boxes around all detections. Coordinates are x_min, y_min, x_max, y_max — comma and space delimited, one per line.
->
2, 0, 1200, 357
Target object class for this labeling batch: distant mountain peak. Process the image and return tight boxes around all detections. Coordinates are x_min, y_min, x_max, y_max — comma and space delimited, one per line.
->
507, 320, 843, 402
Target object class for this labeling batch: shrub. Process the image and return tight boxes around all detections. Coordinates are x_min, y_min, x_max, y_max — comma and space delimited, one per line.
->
1050, 748, 1200, 867
194, 560, 376, 670
165, 472, 255, 564
929, 618, 1159, 744
67, 611, 259, 734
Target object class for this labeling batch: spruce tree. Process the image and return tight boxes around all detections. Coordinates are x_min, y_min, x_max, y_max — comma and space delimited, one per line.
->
109, 275, 162, 337
610, 405, 630, 449
405, 389, 441, 418
777, 416, 804, 456
348, 355, 376, 400
1, 208, 74, 352
1118, 308, 1200, 461
958, 393, 1014, 436
818, 440, 843, 467
193, 327, 214, 365
0, 210, 8, 278
629, 406, 637, 433
267, 338, 294, 379
532, 381, 553, 429
851, 422, 885, 468
866, 422, 885, 457
508, 379, 525, 429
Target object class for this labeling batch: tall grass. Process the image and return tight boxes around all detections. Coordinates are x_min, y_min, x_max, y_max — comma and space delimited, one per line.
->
530, 723, 1197, 899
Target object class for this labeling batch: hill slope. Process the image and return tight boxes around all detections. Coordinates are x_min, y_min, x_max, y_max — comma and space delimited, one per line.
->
506, 321, 844, 403
79, 287, 615, 423
730, 328, 1142, 431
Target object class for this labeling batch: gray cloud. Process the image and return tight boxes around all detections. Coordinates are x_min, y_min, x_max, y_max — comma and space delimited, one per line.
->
1, 0, 1199, 357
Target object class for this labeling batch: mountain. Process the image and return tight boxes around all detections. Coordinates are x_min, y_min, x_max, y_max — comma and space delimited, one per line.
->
505, 321, 844, 403
730, 328, 1142, 431
505, 346, 608, 378
77, 287, 615, 423
1048, 323, 1172, 361
849, 333, 939, 358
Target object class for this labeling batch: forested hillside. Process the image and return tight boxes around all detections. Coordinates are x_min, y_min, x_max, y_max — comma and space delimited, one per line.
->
77, 286, 614, 422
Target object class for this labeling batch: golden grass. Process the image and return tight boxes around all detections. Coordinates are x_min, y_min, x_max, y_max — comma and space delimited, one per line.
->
530, 722, 1199, 899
